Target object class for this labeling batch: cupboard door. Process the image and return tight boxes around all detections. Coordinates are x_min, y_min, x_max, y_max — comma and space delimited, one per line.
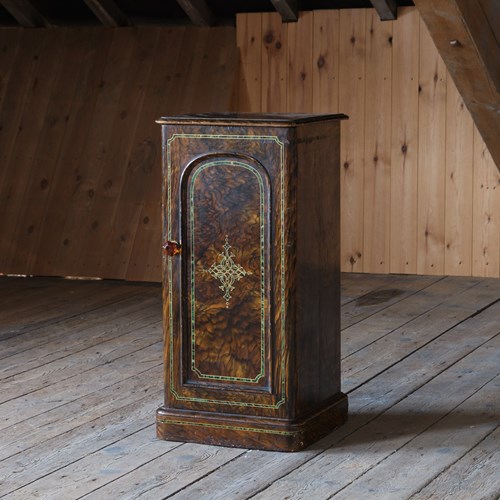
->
165, 150, 286, 415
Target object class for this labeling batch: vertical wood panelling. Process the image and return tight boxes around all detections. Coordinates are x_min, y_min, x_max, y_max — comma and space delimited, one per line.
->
444, 77, 473, 275
33, 29, 114, 276
0, 26, 238, 281
287, 11, 313, 112
56, 29, 137, 278
472, 128, 500, 277
0, 9, 498, 281
10, 29, 91, 273
389, 7, 419, 274
81, 28, 160, 279
363, 10, 392, 273
312, 10, 339, 113
236, 7, 499, 279
0, 29, 47, 235
122, 27, 189, 282
127, 27, 239, 282
123, 27, 190, 281
416, 18, 447, 275
338, 9, 366, 272
0, 30, 65, 273
262, 12, 287, 112
236, 13, 262, 112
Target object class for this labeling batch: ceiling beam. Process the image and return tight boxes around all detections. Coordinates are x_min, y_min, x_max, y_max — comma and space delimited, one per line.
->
270, 0, 299, 22
83, 0, 132, 27
414, 0, 500, 171
0, 0, 47, 27
176, 0, 216, 26
369, 0, 398, 20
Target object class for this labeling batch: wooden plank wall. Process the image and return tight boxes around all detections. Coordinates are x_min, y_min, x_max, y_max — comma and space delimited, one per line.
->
237, 7, 500, 278
0, 26, 238, 282
0, 10, 498, 282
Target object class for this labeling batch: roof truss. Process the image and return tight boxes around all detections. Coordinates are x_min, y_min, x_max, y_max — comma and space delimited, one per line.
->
83, 0, 131, 27
0, 0, 47, 27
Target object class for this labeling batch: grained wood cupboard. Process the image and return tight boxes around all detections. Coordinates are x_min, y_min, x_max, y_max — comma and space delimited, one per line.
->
157, 113, 348, 451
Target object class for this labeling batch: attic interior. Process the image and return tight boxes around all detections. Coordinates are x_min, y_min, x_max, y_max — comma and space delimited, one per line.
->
0, 0, 498, 282
0, 0, 499, 497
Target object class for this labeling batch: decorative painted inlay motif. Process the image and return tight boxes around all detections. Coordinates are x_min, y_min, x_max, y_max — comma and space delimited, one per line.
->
207, 236, 251, 308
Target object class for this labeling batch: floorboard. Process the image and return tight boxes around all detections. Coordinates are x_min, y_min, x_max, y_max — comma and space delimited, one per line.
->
0, 274, 498, 499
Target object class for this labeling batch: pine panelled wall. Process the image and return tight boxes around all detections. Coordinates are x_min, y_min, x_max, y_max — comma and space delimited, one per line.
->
236, 7, 500, 278
0, 26, 237, 282
0, 8, 498, 282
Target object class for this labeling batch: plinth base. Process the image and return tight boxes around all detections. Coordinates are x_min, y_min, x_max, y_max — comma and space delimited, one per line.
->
156, 393, 348, 452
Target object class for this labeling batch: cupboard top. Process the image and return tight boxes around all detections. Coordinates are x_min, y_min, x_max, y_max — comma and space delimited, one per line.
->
156, 112, 348, 127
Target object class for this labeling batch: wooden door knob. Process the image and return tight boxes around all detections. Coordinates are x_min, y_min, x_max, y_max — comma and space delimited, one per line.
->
163, 240, 182, 256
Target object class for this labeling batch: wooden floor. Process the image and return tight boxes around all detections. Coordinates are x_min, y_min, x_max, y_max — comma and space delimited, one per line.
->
0, 273, 499, 499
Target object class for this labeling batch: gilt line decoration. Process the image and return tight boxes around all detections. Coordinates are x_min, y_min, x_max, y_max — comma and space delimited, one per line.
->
167, 135, 286, 406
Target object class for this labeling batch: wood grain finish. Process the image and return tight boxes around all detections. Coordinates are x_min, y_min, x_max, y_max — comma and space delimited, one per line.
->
186, 159, 269, 385
157, 113, 347, 451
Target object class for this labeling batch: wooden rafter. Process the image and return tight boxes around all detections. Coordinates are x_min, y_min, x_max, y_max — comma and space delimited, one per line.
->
270, 0, 299, 22
370, 0, 398, 20
176, 0, 215, 26
0, 0, 47, 27
83, 0, 131, 27
414, 0, 500, 171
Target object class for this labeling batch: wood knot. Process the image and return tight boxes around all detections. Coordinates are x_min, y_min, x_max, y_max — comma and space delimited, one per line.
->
40, 178, 49, 190
263, 31, 274, 44
349, 255, 356, 265
433, 72, 438, 83
401, 144, 408, 154
317, 55, 325, 69
418, 85, 422, 93
343, 161, 350, 169
350, 36, 356, 45
388, 36, 393, 45
300, 71, 307, 81
63, 238, 69, 245
143, 216, 149, 224
373, 155, 378, 163
275, 40, 282, 49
